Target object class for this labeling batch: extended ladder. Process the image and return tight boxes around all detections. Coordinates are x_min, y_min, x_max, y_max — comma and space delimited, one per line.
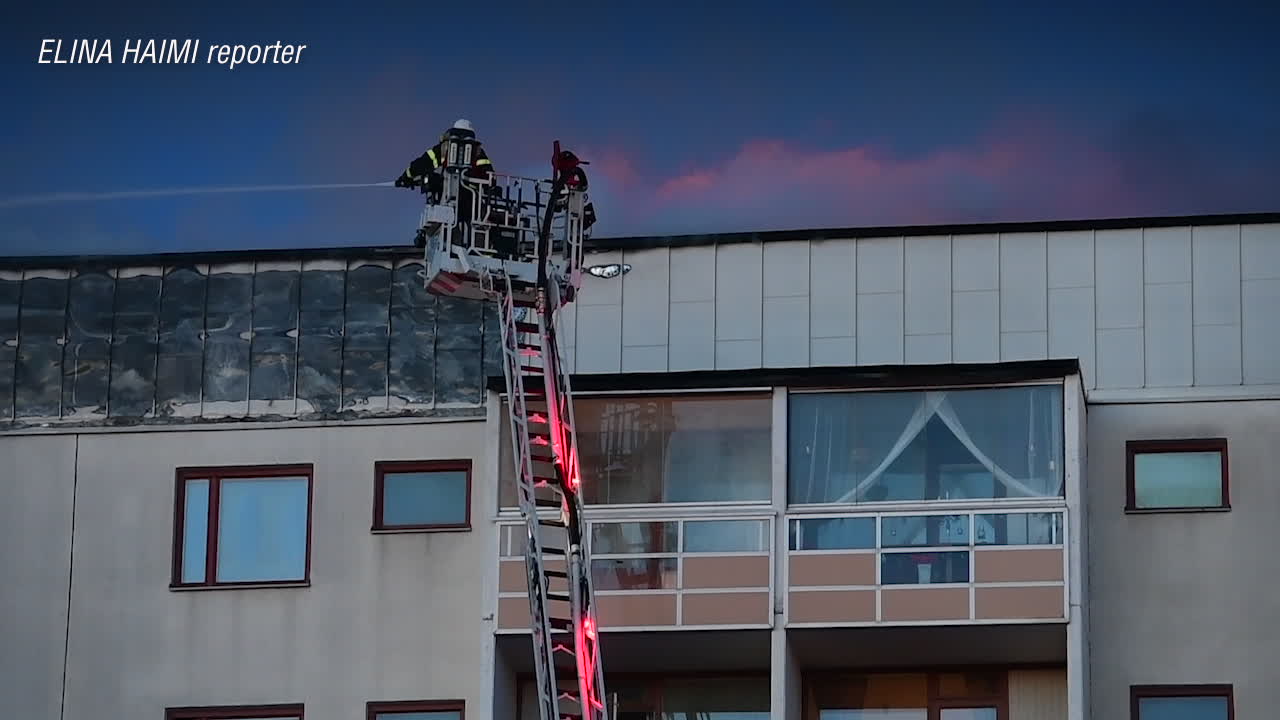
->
486, 268, 607, 720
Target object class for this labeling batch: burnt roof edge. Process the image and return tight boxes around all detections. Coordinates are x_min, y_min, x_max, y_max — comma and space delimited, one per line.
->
485, 358, 1082, 394
2, 211, 1277, 270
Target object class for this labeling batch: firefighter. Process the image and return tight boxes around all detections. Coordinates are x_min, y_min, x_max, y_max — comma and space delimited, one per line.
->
395, 119, 497, 248
553, 149, 597, 233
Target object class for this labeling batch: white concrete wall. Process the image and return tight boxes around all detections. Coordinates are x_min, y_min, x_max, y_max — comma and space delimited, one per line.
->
577, 222, 1280, 399
1087, 400, 1280, 719
1, 419, 492, 720
0, 434, 77, 719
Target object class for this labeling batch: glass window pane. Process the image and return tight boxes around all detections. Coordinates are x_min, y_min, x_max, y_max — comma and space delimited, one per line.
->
881, 551, 970, 584
591, 558, 678, 590
812, 673, 928, 717
684, 520, 767, 552
974, 513, 1063, 545
881, 515, 969, 547
1133, 452, 1223, 508
661, 677, 770, 717
824, 707, 926, 712
1137, 696, 1229, 720
216, 475, 309, 582
790, 517, 876, 550
936, 671, 1003, 699
501, 524, 527, 557
503, 393, 772, 507
939, 710, 997, 720
181, 478, 209, 583
789, 385, 1064, 504
373, 707, 465, 712
381, 469, 467, 526
591, 522, 677, 554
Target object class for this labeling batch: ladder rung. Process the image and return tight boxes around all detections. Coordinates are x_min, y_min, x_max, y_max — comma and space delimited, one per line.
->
548, 617, 573, 630
539, 518, 566, 529
541, 546, 567, 556
535, 497, 562, 508
544, 569, 569, 578
518, 342, 541, 351
547, 592, 571, 602
515, 321, 540, 333
520, 365, 544, 375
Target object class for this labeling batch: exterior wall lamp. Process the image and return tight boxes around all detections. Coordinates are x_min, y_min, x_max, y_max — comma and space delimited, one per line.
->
585, 263, 631, 279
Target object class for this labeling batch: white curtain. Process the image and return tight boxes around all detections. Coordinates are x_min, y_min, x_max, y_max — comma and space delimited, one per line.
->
809, 386, 1062, 504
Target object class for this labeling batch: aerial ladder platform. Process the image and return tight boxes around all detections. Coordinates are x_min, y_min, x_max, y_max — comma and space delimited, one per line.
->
419, 139, 607, 720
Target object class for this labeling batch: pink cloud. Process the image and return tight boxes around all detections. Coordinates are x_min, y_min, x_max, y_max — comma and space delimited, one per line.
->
584, 119, 1201, 237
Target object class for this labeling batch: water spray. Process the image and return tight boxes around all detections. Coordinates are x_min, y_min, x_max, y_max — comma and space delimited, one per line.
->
0, 181, 397, 210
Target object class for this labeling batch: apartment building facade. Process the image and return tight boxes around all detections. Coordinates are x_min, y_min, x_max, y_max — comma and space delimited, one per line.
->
2, 213, 1277, 720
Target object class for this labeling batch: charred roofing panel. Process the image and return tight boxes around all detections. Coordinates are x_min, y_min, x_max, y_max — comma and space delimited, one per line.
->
0, 257, 489, 430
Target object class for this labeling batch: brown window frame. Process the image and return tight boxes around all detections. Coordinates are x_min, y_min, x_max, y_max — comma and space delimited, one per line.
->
166, 703, 304, 720
1125, 439, 1229, 512
171, 464, 314, 589
1130, 684, 1234, 719
367, 699, 465, 719
372, 460, 472, 532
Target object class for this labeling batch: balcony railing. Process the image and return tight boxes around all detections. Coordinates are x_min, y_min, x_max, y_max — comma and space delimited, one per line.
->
496, 512, 774, 632
786, 506, 1068, 626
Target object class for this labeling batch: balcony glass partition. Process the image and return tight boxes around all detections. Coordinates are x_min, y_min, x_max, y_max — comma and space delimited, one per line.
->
500, 392, 772, 508
789, 384, 1064, 505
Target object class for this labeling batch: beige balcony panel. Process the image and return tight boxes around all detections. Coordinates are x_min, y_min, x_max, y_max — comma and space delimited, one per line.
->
789, 552, 876, 586
975, 586, 1065, 620
974, 548, 1064, 583
682, 591, 770, 625
682, 555, 770, 589
499, 558, 567, 593
597, 593, 678, 628
788, 590, 876, 623
881, 588, 970, 621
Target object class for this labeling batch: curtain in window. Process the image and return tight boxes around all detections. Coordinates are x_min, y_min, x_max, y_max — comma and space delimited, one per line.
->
792, 385, 1063, 504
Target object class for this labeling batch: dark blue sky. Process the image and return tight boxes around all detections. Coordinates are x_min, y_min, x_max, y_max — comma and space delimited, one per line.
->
2, 0, 1278, 256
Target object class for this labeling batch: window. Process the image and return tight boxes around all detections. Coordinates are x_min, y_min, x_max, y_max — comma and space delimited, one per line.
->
1126, 440, 1229, 511
974, 512, 1063, 545
367, 700, 464, 720
172, 465, 312, 588
790, 517, 876, 550
806, 671, 1005, 720
166, 704, 303, 720
500, 392, 773, 507
518, 676, 768, 720
1131, 685, 1233, 720
373, 460, 471, 531
789, 385, 1064, 505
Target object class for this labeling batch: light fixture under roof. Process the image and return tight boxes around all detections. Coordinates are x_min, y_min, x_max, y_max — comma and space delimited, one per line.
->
586, 263, 631, 279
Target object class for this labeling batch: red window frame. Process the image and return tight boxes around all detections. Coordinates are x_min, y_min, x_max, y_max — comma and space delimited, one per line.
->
372, 460, 472, 532
1130, 684, 1234, 719
171, 464, 314, 589
1125, 438, 1229, 512
367, 700, 465, 719
166, 703, 304, 720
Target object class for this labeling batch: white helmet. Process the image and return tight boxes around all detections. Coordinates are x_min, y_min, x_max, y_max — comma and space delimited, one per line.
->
452, 118, 474, 132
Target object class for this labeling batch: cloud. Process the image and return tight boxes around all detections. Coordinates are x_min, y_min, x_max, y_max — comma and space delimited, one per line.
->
580, 112, 1280, 237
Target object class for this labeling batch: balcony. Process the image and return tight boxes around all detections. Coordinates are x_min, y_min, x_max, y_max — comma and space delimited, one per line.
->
497, 512, 774, 632
786, 507, 1067, 626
